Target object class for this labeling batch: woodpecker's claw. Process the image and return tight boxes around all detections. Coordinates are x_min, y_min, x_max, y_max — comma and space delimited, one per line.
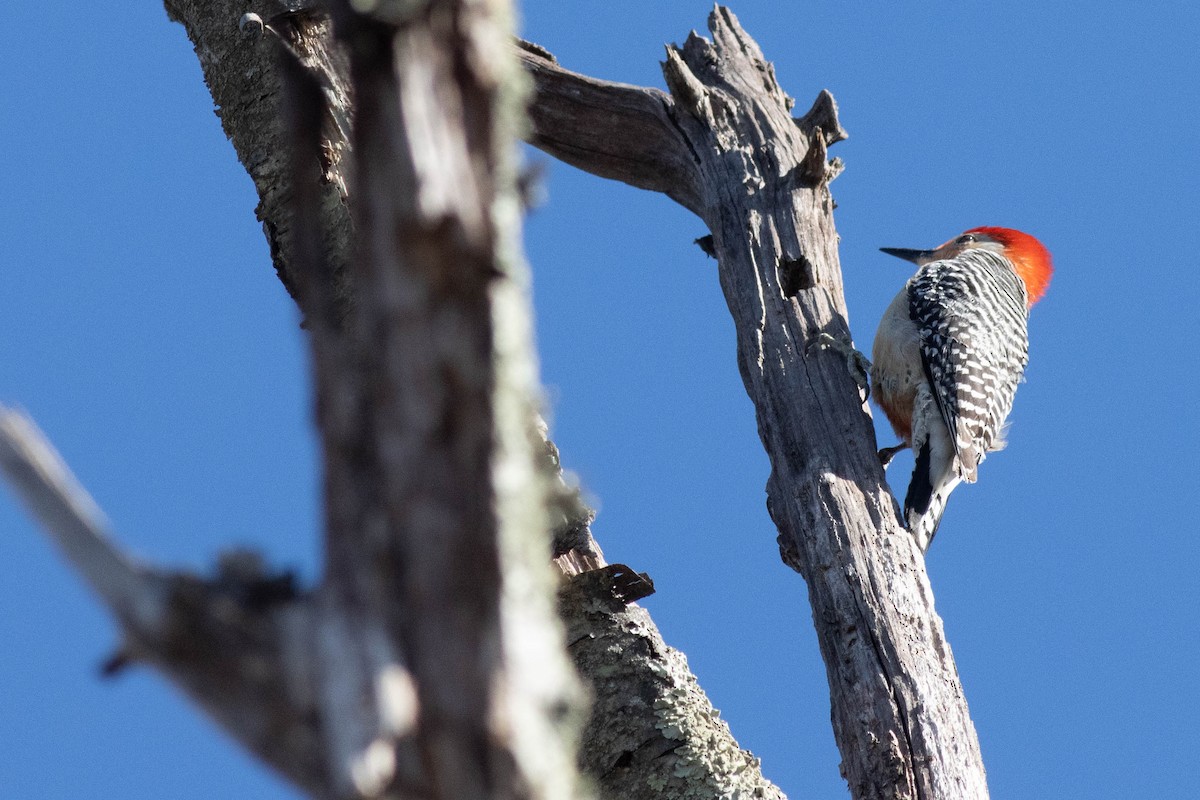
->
877, 442, 909, 467
807, 333, 872, 402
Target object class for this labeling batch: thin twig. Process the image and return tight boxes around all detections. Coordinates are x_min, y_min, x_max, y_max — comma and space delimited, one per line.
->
0, 407, 166, 633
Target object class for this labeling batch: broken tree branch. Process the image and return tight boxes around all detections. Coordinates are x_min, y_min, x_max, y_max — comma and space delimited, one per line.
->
0, 406, 333, 796
0, 408, 167, 637
156, 2, 784, 798
521, 8, 988, 800
515, 40, 702, 213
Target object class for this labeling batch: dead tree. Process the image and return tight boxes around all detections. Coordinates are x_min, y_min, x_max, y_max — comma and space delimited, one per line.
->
0, 3, 988, 800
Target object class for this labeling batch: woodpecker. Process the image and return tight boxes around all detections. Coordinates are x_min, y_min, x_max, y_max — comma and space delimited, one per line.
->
871, 226, 1052, 550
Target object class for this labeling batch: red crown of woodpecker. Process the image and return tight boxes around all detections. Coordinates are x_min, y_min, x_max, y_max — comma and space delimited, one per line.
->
965, 226, 1053, 307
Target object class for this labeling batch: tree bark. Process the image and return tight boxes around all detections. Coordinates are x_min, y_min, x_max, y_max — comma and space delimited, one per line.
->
0, 3, 787, 800
519, 9, 988, 800
0, 3, 992, 800
5, 0, 589, 798
171, 2, 788, 798
165, 0, 355, 319
298, 2, 585, 797
177, 2, 783, 798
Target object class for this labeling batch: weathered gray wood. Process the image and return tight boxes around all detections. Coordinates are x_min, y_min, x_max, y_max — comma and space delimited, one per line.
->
1, 2, 793, 799
156, 4, 786, 800
0, 410, 162, 629
521, 9, 988, 800
299, 2, 588, 798
515, 40, 701, 213
0, 2, 992, 799
0, 408, 333, 797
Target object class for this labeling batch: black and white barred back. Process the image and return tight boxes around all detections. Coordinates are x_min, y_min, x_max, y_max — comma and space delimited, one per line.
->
902, 250, 1030, 544
908, 249, 1030, 481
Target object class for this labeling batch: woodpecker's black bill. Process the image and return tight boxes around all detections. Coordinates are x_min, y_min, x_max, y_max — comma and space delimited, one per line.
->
880, 247, 934, 264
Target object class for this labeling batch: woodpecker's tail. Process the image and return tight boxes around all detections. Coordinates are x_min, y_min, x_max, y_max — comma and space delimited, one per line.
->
904, 427, 964, 552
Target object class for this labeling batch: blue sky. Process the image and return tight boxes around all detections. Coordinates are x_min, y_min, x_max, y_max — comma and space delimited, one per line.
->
2, 2, 1199, 798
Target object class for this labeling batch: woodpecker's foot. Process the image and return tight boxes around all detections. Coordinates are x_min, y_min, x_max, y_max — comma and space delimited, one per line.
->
878, 442, 909, 467
807, 333, 871, 401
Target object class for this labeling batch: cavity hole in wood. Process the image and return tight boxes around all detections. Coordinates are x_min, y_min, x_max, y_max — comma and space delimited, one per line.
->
778, 254, 815, 297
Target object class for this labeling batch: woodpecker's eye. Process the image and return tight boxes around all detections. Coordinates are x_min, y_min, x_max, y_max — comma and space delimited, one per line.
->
956, 234, 977, 244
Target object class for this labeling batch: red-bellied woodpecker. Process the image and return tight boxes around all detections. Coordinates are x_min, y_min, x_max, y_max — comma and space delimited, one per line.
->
871, 226, 1052, 550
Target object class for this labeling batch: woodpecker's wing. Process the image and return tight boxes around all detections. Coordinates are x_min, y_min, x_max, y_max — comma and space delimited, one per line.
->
907, 250, 1029, 482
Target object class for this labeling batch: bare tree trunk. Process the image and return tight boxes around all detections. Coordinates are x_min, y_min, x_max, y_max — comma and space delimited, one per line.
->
291, 1, 586, 797
0, 4, 991, 800
4, 0, 588, 798
180, 2, 785, 798
0, 2, 785, 800
518, 9, 989, 800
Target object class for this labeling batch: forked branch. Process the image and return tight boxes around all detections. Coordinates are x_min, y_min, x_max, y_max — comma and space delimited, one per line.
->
521, 8, 989, 800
